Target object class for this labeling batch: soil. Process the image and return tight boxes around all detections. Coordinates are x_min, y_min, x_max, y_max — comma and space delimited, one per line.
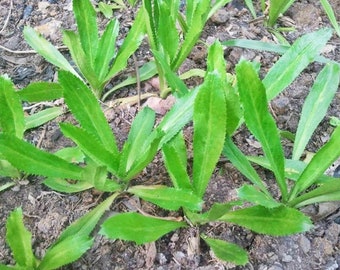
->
0, 0, 340, 269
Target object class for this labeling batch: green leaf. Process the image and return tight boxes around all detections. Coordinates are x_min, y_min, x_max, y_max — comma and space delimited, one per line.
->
219, 205, 313, 236
62, 30, 101, 93
289, 125, 340, 199
106, 7, 146, 81
100, 212, 186, 244
236, 60, 287, 201
292, 63, 340, 160
162, 131, 191, 189
119, 107, 155, 174
43, 177, 93, 193
289, 180, 340, 208
59, 71, 118, 155
268, 0, 295, 27
128, 185, 203, 211
223, 136, 268, 193
25, 107, 63, 131
6, 208, 37, 268
18, 82, 63, 102
0, 134, 83, 180
122, 130, 163, 181
202, 235, 248, 265
237, 185, 281, 208
0, 75, 25, 138
23, 27, 78, 77
263, 28, 333, 100
158, 1, 179, 61
38, 235, 93, 270
225, 82, 242, 135
60, 123, 118, 174
192, 42, 227, 198
55, 193, 118, 244
320, 0, 340, 38
73, 0, 98, 66
171, 0, 210, 71
205, 201, 243, 221
94, 19, 119, 82
156, 87, 198, 147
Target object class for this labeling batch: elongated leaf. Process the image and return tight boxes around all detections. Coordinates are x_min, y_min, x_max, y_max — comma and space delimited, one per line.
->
55, 193, 118, 245
58, 71, 118, 155
100, 212, 186, 244
19, 82, 63, 102
236, 60, 287, 201
0, 75, 25, 138
320, 0, 340, 37
23, 27, 78, 77
60, 123, 118, 174
25, 107, 63, 130
192, 42, 227, 198
162, 132, 191, 189
289, 180, 340, 208
202, 235, 248, 265
156, 87, 198, 147
128, 185, 203, 211
289, 125, 340, 200
123, 130, 163, 181
223, 136, 268, 193
293, 63, 340, 160
225, 82, 242, 135
73, 0, 98, 66
268, 0, 294, 27
263, 28, 333, 100
38, 235, 93, 270
237, 185, 281, 208
106, 7, 146, 81
219, 205, 313, 235
94, 19, 119, 82
119, 107, 155, 174
158, 1, 179, 61
208, 0, 233, 19
6, 208, 37, 268
0, 134, 83, 180
62, 31, 101, 93
171, 0, 210, 70
44, 177, 93, 193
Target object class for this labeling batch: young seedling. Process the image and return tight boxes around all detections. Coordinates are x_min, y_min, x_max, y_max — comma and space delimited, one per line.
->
23, 0, 149, 99
143, 0, 232, 97
0, 194, 117, 269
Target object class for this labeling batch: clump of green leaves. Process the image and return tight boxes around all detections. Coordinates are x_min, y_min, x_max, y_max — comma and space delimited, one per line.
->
24, 0, 146, 98
143, 0, 232, 97
244, 0, 340, 36
0, 75, 63, 190
1, 194, 116, 269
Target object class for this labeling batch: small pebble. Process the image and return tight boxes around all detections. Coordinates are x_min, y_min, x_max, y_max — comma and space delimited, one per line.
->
210, 9, 229, 24
334, 165, 340, 178
23, 5, 33, 19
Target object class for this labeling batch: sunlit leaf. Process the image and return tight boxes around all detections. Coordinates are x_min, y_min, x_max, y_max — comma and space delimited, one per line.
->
19, 82, 63, 102
128, 185, 203, 211
25, 107, 63, 131
100, 212, 186, 244
219, 205, 313, 235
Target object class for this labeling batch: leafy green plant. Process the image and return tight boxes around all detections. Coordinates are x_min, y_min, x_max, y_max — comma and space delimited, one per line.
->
0, 194, 116, 269
24, 0, 148, 99
99, 42, 315, 266
245, 0, 340, 34
143, 0, 232, 97
0, 75, 63, 190
221, 48, 340, 210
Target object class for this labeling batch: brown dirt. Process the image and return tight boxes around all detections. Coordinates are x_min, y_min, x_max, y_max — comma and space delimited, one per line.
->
0, 0, 340, 269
